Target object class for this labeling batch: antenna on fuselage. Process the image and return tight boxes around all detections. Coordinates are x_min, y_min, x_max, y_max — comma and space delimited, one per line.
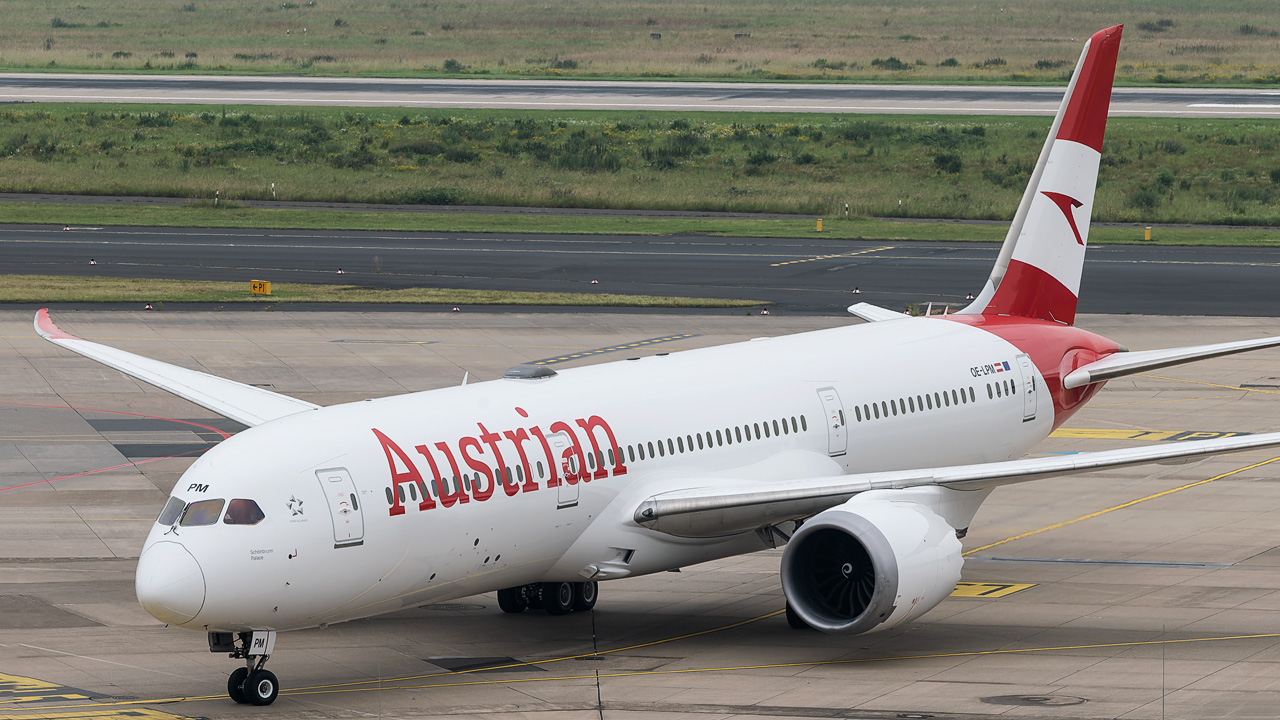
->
461, 371, 469, 386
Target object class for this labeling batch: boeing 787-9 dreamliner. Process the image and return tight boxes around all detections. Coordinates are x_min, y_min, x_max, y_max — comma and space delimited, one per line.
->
32, 25, 1280, 706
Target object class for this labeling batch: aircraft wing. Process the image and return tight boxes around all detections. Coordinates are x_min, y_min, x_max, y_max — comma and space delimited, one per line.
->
634, 431, 1280, 537
846, 302, 908, 323
1064, 335, 1280, 389
34, 309, 319, 427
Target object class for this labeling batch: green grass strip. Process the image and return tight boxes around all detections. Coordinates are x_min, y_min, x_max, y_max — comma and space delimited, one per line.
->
10, 201, 1280, 246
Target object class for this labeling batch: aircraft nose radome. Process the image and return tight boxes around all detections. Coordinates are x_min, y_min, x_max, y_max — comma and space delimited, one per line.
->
136, 541, 206, 625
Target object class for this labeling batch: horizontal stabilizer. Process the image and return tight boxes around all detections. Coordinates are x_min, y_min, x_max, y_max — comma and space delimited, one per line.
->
1063, 335, 1280, 389
34, 309, 319, 427
635, 430, 1280, 537
847, 302, 908, 323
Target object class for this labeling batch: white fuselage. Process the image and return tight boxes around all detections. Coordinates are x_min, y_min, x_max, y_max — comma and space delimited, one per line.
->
137, 316, 1050, 632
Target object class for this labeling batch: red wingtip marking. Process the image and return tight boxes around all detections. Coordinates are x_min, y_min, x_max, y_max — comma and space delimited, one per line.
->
35, 309, 77, 341
1057, 24, 1123, 153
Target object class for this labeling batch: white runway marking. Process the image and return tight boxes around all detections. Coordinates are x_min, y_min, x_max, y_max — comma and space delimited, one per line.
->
18, 643, 200, 680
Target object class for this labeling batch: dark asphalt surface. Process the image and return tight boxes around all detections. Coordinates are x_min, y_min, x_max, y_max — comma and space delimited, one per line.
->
2, 74, 1278, 117
3, 224, 1278, 316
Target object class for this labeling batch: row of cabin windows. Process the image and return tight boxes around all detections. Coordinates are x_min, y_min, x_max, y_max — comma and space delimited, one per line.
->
987, 378, 1017, 399
385, 414, 812, 506
626, 415, 809, 464
854, 386, 977, 422
852, 377, 1024, 424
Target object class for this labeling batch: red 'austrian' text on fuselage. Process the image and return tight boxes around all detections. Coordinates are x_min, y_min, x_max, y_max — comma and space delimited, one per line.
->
373, 406, 627, 516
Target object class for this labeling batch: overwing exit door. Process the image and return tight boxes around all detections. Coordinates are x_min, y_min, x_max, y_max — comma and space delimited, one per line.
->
816, 386, 848, 456
548, 431, 579, 509
315, 467, 364, 547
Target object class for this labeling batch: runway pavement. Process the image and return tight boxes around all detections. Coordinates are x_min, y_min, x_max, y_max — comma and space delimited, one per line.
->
3, 73, 1280, 117
3, 223, 1280, 315
3, 310, 1280, 719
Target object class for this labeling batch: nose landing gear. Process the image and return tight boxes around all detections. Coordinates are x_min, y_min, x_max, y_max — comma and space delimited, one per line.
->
210, 630, 280, 705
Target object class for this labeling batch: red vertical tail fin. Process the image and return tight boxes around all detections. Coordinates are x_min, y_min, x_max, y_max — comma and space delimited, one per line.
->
957, 25, 1123, 326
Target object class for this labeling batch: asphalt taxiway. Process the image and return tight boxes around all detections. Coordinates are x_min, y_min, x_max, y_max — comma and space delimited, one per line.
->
6, 225, 1280, 315
3, 310, 1280, 719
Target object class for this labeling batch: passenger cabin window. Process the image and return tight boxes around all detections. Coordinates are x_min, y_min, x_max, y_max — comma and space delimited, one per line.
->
180, 499, 224, 527
224, 498, 266, 525
156, 496, 186, 525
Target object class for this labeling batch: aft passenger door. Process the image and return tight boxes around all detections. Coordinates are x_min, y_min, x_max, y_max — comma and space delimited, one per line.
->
1015, 354, 1038, 422
816, 386, 848, 456
315, 467, 364, 548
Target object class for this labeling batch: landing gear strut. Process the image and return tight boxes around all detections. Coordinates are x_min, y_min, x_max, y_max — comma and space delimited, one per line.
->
498, 582, 598, 615
210, 630, 280, 705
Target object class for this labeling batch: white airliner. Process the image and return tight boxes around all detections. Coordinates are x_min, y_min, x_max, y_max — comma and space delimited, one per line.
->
30, 24, 1280, 706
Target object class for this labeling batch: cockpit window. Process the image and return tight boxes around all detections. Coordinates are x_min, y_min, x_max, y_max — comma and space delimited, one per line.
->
156, 496, 186, 526
223, 499, 266, 525
180, 499, 225, 527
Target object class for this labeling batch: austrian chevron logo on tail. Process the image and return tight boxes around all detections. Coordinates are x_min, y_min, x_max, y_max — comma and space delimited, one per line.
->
1041, 191, 1086, 246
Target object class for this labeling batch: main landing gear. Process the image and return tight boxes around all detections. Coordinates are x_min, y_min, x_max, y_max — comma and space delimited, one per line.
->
209, 630, 280, 705
498, 581, 597, 615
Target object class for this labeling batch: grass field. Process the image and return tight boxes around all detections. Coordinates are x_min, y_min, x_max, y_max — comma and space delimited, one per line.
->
4, 0, 1279, 85
0, 274, 760, 306
3, 104, 1280, 226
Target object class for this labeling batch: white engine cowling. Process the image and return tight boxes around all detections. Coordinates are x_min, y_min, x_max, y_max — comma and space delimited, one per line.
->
780, 496, 963, 634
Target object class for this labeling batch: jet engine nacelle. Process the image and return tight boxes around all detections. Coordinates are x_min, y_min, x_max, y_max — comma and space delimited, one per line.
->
780, 496, 962, 634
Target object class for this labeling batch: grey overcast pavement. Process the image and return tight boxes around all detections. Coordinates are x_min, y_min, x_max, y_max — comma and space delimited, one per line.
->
3, 311, 1280, 719
3, 73, 1280, 117
3, 223, 1280, 315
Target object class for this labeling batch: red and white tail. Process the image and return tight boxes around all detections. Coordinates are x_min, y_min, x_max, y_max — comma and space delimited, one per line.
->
958, 25, 1122, 326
